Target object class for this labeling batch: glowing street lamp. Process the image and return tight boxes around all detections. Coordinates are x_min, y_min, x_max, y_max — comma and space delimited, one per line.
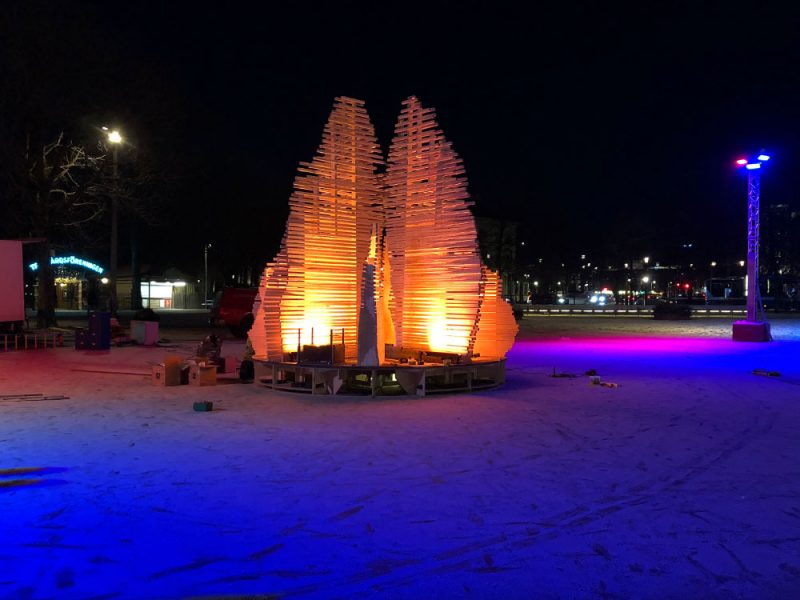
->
204, 243, 212, 308
106, 127, 123, 316
732, 151, 771, 341
641, 276, 650, 306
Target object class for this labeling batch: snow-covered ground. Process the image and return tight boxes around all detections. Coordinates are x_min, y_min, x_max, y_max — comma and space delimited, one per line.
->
1, 316, 799, 599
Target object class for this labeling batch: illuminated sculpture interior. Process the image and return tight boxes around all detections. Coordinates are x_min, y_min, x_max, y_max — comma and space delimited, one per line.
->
250, 96, 517, 365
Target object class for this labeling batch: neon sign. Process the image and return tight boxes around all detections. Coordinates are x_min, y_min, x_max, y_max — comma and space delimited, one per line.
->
29, 255, 105, 274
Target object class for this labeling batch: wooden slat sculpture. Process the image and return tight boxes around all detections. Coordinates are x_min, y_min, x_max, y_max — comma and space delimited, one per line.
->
472, 266, 519, 358
250, 95, 517, 364
250, 97, 383, 361
385, 96, 501, 356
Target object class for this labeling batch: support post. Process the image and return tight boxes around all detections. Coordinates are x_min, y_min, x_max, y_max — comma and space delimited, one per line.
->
109, 145, 119, 316
733, 166, 771, 341
746, 170, 760, 323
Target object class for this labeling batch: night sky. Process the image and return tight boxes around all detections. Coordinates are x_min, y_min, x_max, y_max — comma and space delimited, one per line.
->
4, 1, 800, 275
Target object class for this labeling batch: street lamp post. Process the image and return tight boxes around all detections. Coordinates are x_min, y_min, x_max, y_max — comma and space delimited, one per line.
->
732, 152, 772, 342
641, 276, 650, 306
204, 243, 212, 308
641, 257, 650, 306
105, 128, 123, 316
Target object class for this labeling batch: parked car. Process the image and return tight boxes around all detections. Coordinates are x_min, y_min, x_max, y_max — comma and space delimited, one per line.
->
210, 287, 257, 338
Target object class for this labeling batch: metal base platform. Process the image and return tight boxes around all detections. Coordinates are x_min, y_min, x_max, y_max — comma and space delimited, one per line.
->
252, 358, 507, 397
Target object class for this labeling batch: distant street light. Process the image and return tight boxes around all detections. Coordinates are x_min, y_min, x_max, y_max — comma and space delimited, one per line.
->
732, 152, 771, 341
106, 128, 123, 316
204, 243, 212, 308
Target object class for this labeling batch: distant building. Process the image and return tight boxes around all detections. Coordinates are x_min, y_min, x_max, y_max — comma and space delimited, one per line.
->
762, 204, 799, 275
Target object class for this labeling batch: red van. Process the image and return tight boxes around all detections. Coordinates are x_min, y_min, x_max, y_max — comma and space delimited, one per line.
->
211, 287, 257, 338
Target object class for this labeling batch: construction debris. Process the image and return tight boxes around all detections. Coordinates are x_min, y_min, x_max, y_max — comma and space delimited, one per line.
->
71, 368, 150, 376
550, 368, 577, 378
752, 369, 781, 377
0, 393, 69, 402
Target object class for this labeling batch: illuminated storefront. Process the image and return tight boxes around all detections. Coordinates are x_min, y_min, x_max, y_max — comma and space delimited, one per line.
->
29, 255, 107, 310
140, 280, 189, 309
29, 257, 200, 310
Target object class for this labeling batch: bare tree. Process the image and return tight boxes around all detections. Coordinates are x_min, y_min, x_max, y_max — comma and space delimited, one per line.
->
23, 133, 107, 326
1, 3, 188, 323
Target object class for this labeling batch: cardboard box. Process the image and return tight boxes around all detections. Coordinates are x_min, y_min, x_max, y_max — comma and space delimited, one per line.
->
152, 363, 181, 386
189, 363, 217, 386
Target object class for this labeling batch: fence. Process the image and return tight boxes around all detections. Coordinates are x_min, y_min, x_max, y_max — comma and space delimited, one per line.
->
1, 333, 64, 352
518, 305, 747, 317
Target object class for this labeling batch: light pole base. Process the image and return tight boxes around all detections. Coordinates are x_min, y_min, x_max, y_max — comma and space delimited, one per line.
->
732, 320, 772, 342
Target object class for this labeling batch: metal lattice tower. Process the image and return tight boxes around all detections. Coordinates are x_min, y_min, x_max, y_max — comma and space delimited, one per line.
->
746, 170, 761, 322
